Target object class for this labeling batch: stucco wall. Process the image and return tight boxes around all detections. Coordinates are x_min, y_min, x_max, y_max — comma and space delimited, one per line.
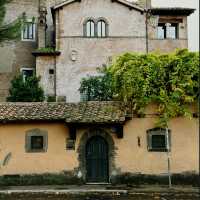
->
0, 123, 78, 175
116, 117, 199, 174
36, 56, 55, 96
0, 116, 198, 176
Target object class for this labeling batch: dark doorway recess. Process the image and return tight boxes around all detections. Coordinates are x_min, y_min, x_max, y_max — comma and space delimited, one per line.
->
86, 136, 109, 183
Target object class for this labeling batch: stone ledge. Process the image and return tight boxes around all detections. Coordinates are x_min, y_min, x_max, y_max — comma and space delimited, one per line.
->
32, 51, 61, 56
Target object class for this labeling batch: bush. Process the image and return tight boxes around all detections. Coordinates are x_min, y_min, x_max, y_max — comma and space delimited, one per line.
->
7, 75, 45, 102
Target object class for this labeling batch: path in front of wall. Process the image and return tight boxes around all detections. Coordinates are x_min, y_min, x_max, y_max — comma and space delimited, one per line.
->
0, 185, 199, 200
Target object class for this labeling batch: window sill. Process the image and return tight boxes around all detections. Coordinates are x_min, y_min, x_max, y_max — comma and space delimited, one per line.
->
21, 39, 36, 42
26, 149, 47, 153
148, 148, 169, 152
83, 36, 108, 39
155, 38, 179, 40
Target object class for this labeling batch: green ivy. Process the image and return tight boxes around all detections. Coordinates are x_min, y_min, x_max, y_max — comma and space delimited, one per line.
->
80, 49, 199, 127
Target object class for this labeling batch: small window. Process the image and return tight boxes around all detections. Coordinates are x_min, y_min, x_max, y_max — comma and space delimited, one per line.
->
22, 21, 36, 41
25, 129, 48, 153
86, 20, 95, 37
49, 69, 54, 75
97, 20, 106, 37
20, 68, 34, 82
31, 136, 44, 150
147, 128, 171, 152
157, 23, 178, 39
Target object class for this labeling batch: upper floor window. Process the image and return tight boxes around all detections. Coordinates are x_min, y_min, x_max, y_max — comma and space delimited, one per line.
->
157, 23, 178, 39
97, 20, 106, 37
84, 18, 108, 38
86, 20, 95, 37
22, 21, 36, 41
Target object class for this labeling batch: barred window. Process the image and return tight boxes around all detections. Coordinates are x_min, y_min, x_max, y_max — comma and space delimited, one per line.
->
25, 129, 48, 153
147, 128, 171, 152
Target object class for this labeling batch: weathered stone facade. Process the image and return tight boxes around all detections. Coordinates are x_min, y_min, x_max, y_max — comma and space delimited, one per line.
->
0, 0, 194, 102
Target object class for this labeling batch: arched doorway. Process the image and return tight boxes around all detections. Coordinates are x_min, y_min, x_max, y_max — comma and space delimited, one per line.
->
86, 136, 109, 183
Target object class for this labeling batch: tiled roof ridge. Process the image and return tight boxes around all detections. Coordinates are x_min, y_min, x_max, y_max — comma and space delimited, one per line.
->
0, 101, 127, 124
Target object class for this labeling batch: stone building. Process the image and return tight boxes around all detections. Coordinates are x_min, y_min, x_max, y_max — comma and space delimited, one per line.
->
0, 0, 195, 102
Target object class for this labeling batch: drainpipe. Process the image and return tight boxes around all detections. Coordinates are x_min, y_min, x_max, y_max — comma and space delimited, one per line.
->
166, 128, 172, 188
51, 8, 57, 98
145, 0, 150, 53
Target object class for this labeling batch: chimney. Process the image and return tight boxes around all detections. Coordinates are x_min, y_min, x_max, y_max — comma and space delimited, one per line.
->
38, 6, 47, 48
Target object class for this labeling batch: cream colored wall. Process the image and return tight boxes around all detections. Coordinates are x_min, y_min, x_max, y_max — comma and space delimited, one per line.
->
0, 116, 198, 176
115, 117, 199, 174
0, 123, 78, 175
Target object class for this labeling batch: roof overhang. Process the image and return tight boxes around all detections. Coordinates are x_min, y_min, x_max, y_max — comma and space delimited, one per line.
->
0, 102, 127, 124
149, 7, 195, 16
53, 0, 144, 13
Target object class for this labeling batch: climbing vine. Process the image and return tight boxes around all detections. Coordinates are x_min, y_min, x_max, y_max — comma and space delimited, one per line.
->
80, 49, 199, 127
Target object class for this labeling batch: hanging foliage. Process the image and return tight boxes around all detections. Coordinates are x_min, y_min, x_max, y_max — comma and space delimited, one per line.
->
80, 49, 199, 127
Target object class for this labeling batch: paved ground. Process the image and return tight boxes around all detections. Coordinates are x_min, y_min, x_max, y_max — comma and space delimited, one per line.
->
0, 185, 199, 200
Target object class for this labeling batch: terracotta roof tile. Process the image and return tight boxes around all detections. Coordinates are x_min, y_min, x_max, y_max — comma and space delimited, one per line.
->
0, 102, 126, 124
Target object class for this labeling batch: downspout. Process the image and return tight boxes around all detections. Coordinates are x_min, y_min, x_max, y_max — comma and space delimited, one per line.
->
52, 8, 57, 97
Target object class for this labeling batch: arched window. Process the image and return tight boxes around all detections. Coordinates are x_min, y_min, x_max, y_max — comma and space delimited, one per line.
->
97, 20, 107, 37
86, 20, 95, 37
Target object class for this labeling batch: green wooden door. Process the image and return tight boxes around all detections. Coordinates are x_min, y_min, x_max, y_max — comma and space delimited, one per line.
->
86, 136, 109, 183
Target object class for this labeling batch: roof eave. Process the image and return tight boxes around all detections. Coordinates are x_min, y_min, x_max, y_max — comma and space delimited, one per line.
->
53, 0, 144, 13
149, 8, 195, 16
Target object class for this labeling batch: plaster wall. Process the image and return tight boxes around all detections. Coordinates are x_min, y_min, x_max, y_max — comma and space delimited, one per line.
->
0, 116, 198, 176
0, 123, 78, 175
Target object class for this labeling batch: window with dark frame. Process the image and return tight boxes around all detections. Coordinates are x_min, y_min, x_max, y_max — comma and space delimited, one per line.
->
21, 68, 34, 82
147, 128, 171, 152
22, 22, 35, 40
157, 23, 178, 39
31, 136, 44, 150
